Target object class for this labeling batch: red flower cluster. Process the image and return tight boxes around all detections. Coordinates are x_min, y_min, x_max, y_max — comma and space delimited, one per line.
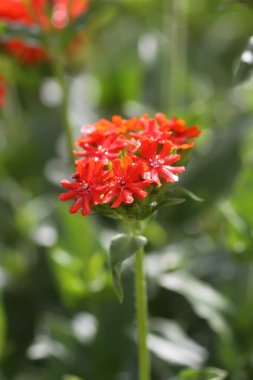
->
59, 114, 201, 217
0, 0, 88, 64
3, 38, 49, 65
0, 77, 6, 107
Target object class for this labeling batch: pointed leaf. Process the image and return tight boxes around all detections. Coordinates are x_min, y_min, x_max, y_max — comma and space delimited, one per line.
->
109, 234, 147, 302
63, 376, 85, 380
176, 188, 204, 202
159, 198, 185, 207
178, 367, 227, 380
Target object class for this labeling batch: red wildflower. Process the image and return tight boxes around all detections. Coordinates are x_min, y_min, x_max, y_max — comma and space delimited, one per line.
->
59, 159, 111, 216
139, 139, 185, 186
75, 132, 128, 164
0, 77, 6, 107
156, 114, 201, 149
51, 0, 88, 29
0, 0, 88, 64
102, 156, 151, 208
0, 0, 47, 27
130, 117, 168, 143
60, 114, 201, 217
86, 115, 144, 137
3, 38, 48, 65
0, 0, 88, 29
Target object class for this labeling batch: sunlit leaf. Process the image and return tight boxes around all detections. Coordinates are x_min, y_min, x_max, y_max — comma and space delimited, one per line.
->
63, 375, 85, 380
178, 367, 228, 380
159, 271, 232, 337
148, 318, 207, 367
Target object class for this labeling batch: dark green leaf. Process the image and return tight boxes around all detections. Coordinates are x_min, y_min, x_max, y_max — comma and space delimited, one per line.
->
228, 0, 253, 6
109, 234, 147, 302
178, 367, 227, 380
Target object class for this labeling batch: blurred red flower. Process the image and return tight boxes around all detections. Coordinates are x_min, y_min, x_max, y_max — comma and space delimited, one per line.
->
0, 0, 88, 64
0, 77, 6, 107
3, 38, 48, 65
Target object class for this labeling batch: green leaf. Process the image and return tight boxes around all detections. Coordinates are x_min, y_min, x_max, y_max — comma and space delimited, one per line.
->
178, 367, 228, 380
63, 376, 85, 380
149, 318, 207, 367
159, 198, 186, 208
175, 188, 204, 202
159, 271, 232, 337
109, 234, 147, 302
224, 0, 253, 7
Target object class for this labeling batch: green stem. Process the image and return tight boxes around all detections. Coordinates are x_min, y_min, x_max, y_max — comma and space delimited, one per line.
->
53, 58, 75, 164
135, 246, 150, 380
24, 0, 74, 164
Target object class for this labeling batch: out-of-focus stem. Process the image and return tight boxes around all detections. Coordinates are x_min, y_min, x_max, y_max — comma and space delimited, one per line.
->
25, 0, 75, 164
53, 57, 75, 164
162, 0, 188, 111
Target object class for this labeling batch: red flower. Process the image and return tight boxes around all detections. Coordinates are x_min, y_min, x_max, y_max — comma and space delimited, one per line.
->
59, 159, 111, 216
139, 139, 185, 186
0, 76, 6, 107
60, 114, 201, 217
3, 38, 48, 65
85, 115, 144, 137
0, 0, 88, 29
156, 114, 201, 149
51, 0, 88, 29
75, 132, 128, 164
130, 117, 168, 143
103, 156, 151, 208
0, 0, 47, 26
0, 0, 88, 64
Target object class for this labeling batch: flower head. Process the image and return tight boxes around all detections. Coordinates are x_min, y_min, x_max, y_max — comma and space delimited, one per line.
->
60, 113, 201, 219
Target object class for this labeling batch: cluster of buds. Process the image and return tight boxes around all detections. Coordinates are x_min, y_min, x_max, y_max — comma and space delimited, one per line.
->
59, 113, 201, 220
0, 0, 88, 65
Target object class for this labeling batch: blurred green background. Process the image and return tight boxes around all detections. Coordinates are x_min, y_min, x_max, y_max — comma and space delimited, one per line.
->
1, 0, 253, 379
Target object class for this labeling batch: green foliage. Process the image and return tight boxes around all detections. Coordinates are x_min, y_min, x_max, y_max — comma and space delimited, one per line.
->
178, 367, 227, 380
1, 0, 253, 379
109, 233, 147, 302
